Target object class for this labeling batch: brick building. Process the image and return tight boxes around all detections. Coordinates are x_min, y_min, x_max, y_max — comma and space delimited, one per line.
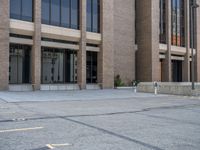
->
0, 0, 199, 91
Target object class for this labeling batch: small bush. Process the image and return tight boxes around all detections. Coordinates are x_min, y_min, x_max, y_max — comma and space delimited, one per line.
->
114, 75, 125, 87
132, 80, 140, 87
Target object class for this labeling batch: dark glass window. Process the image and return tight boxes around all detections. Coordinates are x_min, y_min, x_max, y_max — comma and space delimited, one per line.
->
87, 51, 98, 83
171, 0, 185, 47
42, 0, 50, 24
87, 0, 100, 33
71, 0, 79, 29
41, 0, 79, 29
9, 44, 31, 84
51, 0, 60, 26
87, 0, 92, 31
10, 0, 21, 20
41, 47, 77, 84
61, 0, 70, 27
10, 0, 33, 22
160, 0, 166, 44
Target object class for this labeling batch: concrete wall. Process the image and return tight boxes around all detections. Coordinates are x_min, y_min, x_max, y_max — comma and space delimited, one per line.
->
137, 82, 200, 96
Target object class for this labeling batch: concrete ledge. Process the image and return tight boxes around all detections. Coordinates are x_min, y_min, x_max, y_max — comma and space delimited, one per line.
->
86, 84, 101, 90
40, 84, 80, 91
9, 84, 33, 92
137, 82, 200, 96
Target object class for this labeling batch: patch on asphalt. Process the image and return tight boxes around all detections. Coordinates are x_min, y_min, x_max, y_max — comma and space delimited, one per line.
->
30, 147, 51, 150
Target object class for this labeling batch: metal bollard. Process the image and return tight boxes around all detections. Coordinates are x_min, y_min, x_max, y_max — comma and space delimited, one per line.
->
133, 82, 137, 93
153, 82, 158, 95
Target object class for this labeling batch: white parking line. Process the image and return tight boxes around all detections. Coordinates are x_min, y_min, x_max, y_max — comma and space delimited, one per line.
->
46, 143, 72, 149
0, 127, 44, 133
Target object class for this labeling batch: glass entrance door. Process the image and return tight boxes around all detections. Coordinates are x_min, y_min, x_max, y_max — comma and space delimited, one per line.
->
9, 44, 31, 84
86, 51, 98, 83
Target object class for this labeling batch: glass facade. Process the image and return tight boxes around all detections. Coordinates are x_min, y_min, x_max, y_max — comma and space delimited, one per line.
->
86, 51, 98, 83
9, 44, 31, 84
87, 0, 100, 33
160, 0, 166, 44
171, 0, 185, 46
160, 0, 185, 46
41, 47, 77, 84
42, 0, 79, 29
10, 0, 33, 22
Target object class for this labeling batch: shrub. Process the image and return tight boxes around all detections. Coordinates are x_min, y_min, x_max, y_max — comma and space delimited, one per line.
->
132, 80, 140, 87
114, 75, 125, 87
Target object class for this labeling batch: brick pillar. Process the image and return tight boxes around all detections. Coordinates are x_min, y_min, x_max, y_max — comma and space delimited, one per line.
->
194, 0, 200, 81
32, 0, 41, 90
183, 0, 190, 82
78, 0, 87, 89
136, 0, 160, 82
98, 0, 114, 89
0, 0, 9, 90
162, 0, 172, 82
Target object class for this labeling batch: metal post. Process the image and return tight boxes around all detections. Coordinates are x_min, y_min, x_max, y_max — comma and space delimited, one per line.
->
191, 4, 195, 90
190, 1, 199, 90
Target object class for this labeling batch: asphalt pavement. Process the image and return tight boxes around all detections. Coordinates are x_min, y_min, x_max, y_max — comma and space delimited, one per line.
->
0, 89, 200, 150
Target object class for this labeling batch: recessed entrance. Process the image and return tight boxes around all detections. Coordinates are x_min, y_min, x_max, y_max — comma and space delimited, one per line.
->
86, 51, 98, 84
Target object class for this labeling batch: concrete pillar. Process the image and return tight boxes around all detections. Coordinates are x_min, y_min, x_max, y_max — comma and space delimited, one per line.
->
32, 0, 41, 90
136, 0, 160, 82
98, 0, 114, 88
78, 0, 87, 89
0, 0, 9, 90
195, 0, 200, 81
183, 0, 190, 82
162, 0, 172, 82
113, 0, 135, 85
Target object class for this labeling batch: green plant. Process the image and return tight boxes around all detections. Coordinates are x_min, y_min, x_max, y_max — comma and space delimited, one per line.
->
132, 80, 140, 87
114, 75, 125, 87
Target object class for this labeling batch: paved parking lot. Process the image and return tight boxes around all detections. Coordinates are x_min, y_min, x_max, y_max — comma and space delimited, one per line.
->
0, 89, 200, 150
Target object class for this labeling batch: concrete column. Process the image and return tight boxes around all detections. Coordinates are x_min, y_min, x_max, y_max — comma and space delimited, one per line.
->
32, 0, 41, 90
113, 0, 135, 85
183, 0, 190, 82
195, 0, 200, 81
136, 0, 160, 82
78, 0, 87, 89
0, 0, 9, 90
162, 0, 172, 82
98, 0, 114, 88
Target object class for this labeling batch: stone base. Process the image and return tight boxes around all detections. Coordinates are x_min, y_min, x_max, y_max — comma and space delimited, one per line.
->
86, 84, 101, 90
138, 82, 200, 96
40, 84, 80, 91
9, 84, 33, 92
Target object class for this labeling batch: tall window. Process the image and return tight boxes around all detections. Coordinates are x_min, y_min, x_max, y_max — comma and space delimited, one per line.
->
171, 0, 185, 47
87, 51, 98, 83
10, 0, 33, 22
9, 44, 31, 84
42, 47, 77, 84
87, 0, 100, 33
42, 0, 79, 29
160, 0, 166, 44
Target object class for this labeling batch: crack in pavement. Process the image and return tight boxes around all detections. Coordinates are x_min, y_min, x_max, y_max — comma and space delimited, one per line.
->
0, 103, 200, 125
135, 112, 200, 126
63, 117, 164, 150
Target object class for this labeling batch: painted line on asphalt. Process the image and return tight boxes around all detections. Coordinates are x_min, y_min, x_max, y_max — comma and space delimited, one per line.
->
0, 127, 44, 133
46, 143, 72, 149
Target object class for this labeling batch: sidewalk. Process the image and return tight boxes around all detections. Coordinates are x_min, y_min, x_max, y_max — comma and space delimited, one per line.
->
0, 89, 165, 102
